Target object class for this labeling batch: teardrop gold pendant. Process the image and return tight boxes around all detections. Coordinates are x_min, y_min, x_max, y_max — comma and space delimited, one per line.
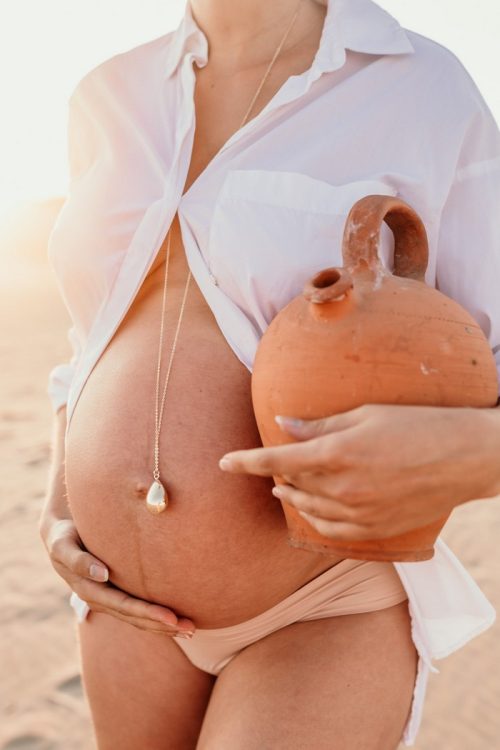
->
146, 480, 168, 514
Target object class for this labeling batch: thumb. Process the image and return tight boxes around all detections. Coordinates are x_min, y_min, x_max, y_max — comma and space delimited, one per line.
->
274, 409, 361, 440
52, 521, 109, 582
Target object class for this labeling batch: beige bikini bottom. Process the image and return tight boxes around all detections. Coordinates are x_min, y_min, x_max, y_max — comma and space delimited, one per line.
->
172, 557, 408, 675
69, 557, 423, 745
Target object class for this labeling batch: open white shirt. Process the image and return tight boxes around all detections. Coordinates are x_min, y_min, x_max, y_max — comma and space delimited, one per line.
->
48, 0, 499, 744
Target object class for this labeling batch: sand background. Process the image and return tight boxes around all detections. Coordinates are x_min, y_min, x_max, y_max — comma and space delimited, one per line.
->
1, 202, 499, 749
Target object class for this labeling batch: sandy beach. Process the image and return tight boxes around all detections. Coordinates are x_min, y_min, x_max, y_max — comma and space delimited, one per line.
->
1, 203, 499, 749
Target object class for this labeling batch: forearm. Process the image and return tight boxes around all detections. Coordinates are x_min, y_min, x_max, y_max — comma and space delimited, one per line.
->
39, 405, 73, 533
459, 403, 500, 503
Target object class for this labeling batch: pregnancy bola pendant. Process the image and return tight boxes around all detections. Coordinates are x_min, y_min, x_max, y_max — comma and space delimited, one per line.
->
146, 480, 168, 514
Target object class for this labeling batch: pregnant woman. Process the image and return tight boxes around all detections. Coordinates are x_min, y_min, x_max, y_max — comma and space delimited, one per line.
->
40, 0, 500, 748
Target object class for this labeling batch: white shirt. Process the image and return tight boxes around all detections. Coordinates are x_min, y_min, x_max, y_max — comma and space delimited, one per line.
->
48, 1, 499, 744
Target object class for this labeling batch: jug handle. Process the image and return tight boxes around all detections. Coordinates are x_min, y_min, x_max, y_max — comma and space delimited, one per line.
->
342, 195, 429, 282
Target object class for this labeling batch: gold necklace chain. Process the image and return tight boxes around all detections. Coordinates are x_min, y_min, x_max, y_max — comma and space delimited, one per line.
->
152, 229, 190, 487
146, 0, 304, 514
239, 0, 304, 129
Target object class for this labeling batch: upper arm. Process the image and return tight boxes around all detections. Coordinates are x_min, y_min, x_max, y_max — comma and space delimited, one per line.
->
435, 99, 500, 390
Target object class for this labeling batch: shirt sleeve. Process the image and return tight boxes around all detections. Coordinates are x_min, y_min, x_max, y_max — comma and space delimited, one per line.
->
47, 324, 83, 414
434, 99, 500, 395
46, 82, 94, 415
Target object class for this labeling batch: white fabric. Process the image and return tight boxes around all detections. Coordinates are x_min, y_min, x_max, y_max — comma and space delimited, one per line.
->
49, 0, 499, 745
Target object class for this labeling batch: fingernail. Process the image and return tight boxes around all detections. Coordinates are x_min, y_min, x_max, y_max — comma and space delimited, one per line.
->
219, 457, 233, 470
90, 564, 108, 582
271, 486, 283, 498
177, 631, 194, 639
159, 617, 178, 627
275, 415, 305, 428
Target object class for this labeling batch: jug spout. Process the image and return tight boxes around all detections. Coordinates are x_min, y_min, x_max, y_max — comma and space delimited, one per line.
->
303, 267, 353, 304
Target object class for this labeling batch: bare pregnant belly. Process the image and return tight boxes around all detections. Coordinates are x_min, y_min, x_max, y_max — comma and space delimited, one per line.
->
65, 232, 341, 628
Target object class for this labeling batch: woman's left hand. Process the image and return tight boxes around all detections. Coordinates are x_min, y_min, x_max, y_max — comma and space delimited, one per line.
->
218, 404, 500, 541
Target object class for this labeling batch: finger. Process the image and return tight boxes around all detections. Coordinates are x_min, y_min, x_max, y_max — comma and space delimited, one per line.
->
85, 596, 195, 636
297, 510, 374, 541
77, 595, 193, 636
278, 470, 346, 496
50, 531, 109, 583
275, 407, 364, 440
272, 484, 356, 522
87, 605, 188, 636
219, 433, 346, 477
74, 578, 185, 629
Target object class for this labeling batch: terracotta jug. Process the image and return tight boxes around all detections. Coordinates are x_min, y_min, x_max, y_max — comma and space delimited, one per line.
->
251, 195, 498, 562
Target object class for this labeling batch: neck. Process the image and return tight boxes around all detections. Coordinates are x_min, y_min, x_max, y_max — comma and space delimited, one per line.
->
189, 0, 325, 67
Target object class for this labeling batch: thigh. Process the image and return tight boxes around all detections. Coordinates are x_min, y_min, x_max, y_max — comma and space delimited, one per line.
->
196, 601, 417, 750
77, 610, 215, 750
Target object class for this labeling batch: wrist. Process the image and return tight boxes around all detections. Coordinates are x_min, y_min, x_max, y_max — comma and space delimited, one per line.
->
39, 489, 73, 529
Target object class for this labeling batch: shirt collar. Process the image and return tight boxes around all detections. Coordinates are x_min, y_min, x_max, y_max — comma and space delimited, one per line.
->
163, 0, 414, 79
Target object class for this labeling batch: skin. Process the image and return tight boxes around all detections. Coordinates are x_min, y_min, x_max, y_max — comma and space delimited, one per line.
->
39, 0, 498, 747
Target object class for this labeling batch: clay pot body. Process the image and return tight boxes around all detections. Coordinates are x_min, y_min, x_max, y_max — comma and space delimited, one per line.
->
251, 195, 498, 562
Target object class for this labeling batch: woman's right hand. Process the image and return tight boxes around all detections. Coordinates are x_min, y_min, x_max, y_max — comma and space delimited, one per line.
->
39, 515, 195, 638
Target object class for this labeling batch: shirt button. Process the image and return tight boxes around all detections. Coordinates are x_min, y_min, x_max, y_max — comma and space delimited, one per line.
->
209, 271, 218, 286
